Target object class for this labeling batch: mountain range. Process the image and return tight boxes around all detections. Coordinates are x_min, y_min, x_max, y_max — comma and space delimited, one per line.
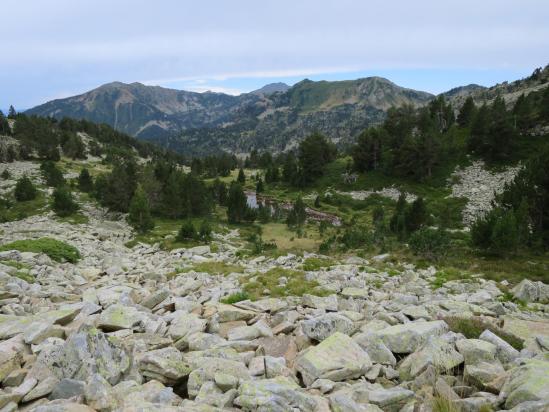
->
26, 66, 549, 156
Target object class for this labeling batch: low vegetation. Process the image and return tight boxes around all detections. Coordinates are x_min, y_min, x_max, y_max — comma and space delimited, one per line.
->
0, 238, 81, 263
241, 267, 329, 300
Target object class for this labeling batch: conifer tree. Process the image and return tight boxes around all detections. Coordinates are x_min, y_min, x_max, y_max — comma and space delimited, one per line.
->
78, 168, 93, 192
52, 186, 79, 217
227, 182, 248, 223
287, 196, 307, 228
237, 168, 245, 184
128, 184, 154, 233
14, 176, 37, 201
457, 97, 476, 127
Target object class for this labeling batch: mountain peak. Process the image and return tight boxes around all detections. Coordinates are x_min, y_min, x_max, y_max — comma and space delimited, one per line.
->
250, 82, 290, 96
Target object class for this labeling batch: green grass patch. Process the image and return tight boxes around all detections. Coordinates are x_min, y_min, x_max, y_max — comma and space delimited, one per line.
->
443, 315, 524, 351
430, 268, 472, 289
56, 212, 89, 225
242, 267, 329, 300
0, 238, 81, 263
301, 257, 335, 271
221, 291, 250, 304
0, 191, 49, 222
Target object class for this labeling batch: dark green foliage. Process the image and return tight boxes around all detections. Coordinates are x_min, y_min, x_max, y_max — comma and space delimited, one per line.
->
352, 128, 385, 172
457, 96, 476, 127
0, 237, 80, 263
14, 176, 37, 201
77, 168, 93, 192
199, 220, 213, 241
94, 161, 137, 212
405, 197, 428, 232
237, 168, 245, 184
0, 111, 11, 135
390, 193, 408, 239
428, 95, 455, 132
286, 196, 307, 227
542, 86, 549, 121
257, 203, 271, 223
296, 132, 336, 186
40, 161, 65, 187
256, 178, 264, 193
340, 226, 372, 249
227, 182, 251, 223
1, 170, 10, 180
212, 178, 228, 206
409, 228, 450, 260
60, 132, 86, 159
7, 106, 16, 119
314, 195, 321, 208
52, 186, 79, 217
128, 184, 154, 233
177, 220, 197, 241
282, 153, 298, 184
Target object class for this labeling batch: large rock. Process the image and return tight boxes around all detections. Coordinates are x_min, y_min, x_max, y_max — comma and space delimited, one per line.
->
97, 304, 143, 332
0, 335, 27, 381
375, 320, 448, 354
301, 313, 355, 341
501, 359, 549, 409
51, 324, 130, 385
512, 279, 549, 303
296, 332, 372, 386
479, 329, 519, 364
168, 312, 207, 341
353, 333, 397, 366
399, 337, 464, 380
235, 376, 319, 412
139, 347, 191, 385
456, 338, 497, 365
186, 357, 251, 398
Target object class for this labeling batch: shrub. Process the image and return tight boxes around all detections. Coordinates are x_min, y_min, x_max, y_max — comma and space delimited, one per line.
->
199, 220, 212, 241
1, 170, 10, 180
0, 237, 81, 263
52, 186, 79, 217
128, 184, 154, 233
409, 228, 450, 261
221, 291, 250, 304
14, 176, 37, 201
177, 220, 197, 241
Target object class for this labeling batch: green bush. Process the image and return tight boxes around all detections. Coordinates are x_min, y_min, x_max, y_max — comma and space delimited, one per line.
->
177, 220, 197, 241
0, 237, 81, 263
52, 186, 79, 217
199, 220, 212, 241
14, 176, 37, 201
409, 228, 450, 261
78, 168, 94, 192
40, 161, 65, 187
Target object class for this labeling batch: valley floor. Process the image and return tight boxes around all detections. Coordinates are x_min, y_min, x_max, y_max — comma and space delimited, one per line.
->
0, 161, 549, 411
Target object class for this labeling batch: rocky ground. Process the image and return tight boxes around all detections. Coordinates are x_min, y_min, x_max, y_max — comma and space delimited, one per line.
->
449, 161, 521, 227
0, 163, 549, 411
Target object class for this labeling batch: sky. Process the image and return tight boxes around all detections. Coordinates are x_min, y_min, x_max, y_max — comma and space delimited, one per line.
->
1, 0, 548, 110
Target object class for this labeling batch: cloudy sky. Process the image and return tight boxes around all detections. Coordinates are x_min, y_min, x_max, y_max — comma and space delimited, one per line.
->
2, 0, 548, 110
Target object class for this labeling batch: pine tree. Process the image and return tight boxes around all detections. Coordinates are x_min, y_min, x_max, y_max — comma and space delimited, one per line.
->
128, 184, 154, 233
52, 186, 79, 217
352, 128, 384, 172
237, 168, 245, 184
199, 220, 212, 241
14, 176, 37, 201
40, 161, 65, 187
78, 168, 93, 192
457, 97, 476, 127
7, 106, 16, 119
287, 196, 307, 227
406, 197, 427, 232
256, 178, 264, 193
0, 111, 11, 135
227, 182, 248, 223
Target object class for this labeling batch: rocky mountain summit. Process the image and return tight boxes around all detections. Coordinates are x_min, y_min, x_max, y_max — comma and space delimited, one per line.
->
0, 163, 549, 411
26, 77, 433, 156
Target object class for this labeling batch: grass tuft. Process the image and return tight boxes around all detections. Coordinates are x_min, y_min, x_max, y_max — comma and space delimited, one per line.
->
221, 291, 250, 304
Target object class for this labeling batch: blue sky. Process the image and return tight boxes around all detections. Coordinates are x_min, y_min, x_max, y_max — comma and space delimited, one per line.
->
1, 0, 548, 110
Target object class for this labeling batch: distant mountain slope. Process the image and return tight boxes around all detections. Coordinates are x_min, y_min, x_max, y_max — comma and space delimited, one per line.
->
27, 76, 434, 155
444, 65, 549, 108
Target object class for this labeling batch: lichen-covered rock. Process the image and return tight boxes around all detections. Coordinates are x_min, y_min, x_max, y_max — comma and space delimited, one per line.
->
512, 279, 549, 304
138, 347, 191, 385
296, 332, 372, 386
501, 360, 549, 409
375, 320, 449, 354
235, 376, 319, 412
456, 338, 497, 365
301, 313, 355, 341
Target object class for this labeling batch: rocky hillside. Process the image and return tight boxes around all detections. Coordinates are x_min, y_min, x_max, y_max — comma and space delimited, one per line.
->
26, 77, 433, 156
1, 158, 549, 411
444, 64, 549, 108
